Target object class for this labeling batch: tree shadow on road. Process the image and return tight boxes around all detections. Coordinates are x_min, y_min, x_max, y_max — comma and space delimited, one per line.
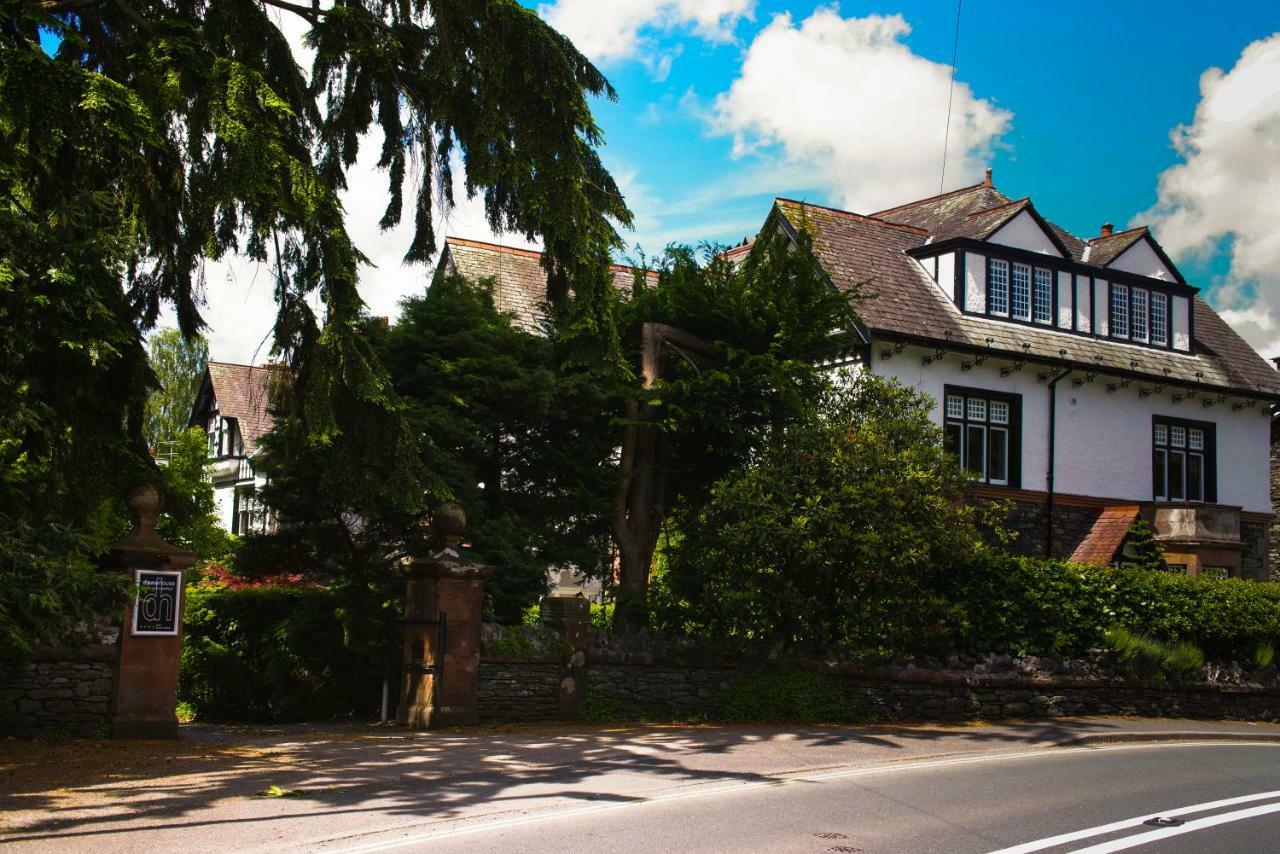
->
0, 716, 1191, 845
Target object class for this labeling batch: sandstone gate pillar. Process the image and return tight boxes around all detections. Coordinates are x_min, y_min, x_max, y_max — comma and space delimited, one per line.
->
100, 483, 196, 739
540, 594, 590, 720
397, 503, 493, 729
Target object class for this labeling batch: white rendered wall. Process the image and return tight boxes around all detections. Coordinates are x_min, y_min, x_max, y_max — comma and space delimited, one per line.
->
1093, 280, 1109, 336
1109, 239, 1176, 281
867, 342, 1272, 513
213, 483, 236, 531
987, 211, 1064, 256
1056, 270, 1072, 328
1076, 274, 1092, 333
964, 252, 986, 313
936, 252, 956, 302
1172, 295, 1191, 351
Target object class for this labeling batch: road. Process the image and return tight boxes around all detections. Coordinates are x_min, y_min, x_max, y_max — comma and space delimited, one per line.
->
3, 717, 1280, 852
340, 742, 1280, 854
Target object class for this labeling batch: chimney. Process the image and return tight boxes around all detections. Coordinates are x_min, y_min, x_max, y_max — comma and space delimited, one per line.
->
1100, 222, 1114, 238
377, 316, 390, 329
983, 167, 993, 188
1271, 356, 1280, 371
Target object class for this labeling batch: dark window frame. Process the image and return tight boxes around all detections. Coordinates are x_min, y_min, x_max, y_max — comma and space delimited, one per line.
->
944, 385, 1022, 488
1152, 415, 1216, 504
964, 248, 1186, 354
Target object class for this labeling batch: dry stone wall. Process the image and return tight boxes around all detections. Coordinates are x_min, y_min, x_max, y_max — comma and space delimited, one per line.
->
0, 646, 116, 737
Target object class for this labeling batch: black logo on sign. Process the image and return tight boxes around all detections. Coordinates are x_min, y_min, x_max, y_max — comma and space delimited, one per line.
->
133, 571, 181, 635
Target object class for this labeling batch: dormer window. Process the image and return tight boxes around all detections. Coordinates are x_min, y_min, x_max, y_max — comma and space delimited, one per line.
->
1033, 268, 1052, 324
1011, 263, 1032, 320
1110, 283, 1129, 338
988, 259, 1010, 316
1151, 292, 1168, 346
1132, 288, 1149, 343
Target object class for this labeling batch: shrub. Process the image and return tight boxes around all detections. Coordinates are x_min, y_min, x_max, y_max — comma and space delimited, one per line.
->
180, 585, 390, 721
660, 374, 994, 658
718, 670, 857, 723
1104, 627, 1204, 677
943, 553, 1280, 663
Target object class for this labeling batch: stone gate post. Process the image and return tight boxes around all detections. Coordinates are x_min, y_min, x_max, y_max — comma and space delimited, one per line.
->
397, 503, 493, 729
100, 483, 195, 739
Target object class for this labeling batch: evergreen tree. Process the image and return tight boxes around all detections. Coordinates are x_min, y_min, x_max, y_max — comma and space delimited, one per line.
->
1, 0, 629, 656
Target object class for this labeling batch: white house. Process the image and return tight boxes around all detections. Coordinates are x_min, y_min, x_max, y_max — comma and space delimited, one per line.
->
442, 170, 1280, 580
766, 170, 1279, 578
187, 361, 283, 535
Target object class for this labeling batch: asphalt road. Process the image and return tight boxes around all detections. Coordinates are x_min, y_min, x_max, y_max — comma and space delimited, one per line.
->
330, 742, 1280, 854
5, 718, 1280, 853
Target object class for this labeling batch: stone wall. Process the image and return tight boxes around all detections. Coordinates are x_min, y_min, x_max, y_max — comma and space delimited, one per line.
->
979, 496, 1100, 559
1241, 519, 1270, 581
0, 646, 116, 737
477, 658, 564, 723
478, 654, 1280, 725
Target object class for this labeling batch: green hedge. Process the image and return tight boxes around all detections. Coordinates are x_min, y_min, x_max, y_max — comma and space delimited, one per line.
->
942, 555, 1280, 662
180, 586, 390, 722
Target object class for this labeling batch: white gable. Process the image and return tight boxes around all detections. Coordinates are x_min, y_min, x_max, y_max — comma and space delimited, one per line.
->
986, 210, 1064, 257
1108, 237, 1178, 282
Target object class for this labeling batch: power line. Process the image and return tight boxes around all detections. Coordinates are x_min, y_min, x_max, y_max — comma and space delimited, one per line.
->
937, 0, 964, 198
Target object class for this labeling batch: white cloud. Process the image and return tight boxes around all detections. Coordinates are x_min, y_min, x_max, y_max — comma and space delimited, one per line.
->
707, 8, 1011, 214
1139, 33, 1280, 357
539, 0, 753, 63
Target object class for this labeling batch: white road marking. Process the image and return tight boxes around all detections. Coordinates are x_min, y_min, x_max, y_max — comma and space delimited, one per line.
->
1067, 801, 1280, 853
987, 789, 1280, 853
325, 741, 1280, 854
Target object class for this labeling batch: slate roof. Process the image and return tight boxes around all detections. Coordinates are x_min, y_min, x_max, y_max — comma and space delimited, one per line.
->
1083, 226, 1150, 266
198, 362, 286, 455
773, 189, 1280, 398
440, 237, 649, 333
1069, 506, 1141, 566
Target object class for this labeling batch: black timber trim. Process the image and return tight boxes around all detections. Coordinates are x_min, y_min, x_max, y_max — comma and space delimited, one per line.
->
870, 329, 1280, 402
908, 237, 1199, 296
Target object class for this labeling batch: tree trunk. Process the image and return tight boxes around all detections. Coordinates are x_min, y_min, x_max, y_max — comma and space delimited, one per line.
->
609, 323, 716, 635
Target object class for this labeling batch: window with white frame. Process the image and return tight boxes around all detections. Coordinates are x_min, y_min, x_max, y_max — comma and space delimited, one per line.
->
1150, 291, 1168, 346
1131, 287, 1149, 342
1033, 268, 1053, 324
1110, 283, 1130, 338
1153, 417, 1213, 503
943, 388, 1019, 487
988, 259, 1009, 316
1011, 263, 1032, 320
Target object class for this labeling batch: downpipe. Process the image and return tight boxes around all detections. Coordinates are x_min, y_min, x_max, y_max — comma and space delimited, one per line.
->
1045, 369, 1073, 558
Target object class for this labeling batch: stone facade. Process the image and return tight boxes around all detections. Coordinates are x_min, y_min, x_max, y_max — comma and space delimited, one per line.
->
975, 495, 1101, 559
0, 647, 115, 737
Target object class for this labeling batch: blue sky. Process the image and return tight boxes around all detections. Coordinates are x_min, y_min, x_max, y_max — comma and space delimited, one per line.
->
552, 1, 1274, 271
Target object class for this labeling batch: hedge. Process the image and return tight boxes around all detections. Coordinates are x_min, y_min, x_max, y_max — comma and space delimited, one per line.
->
942, 555, 1280, 662
180, 585, 391, 722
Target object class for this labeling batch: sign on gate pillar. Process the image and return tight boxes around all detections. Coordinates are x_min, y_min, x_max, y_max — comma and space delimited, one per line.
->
101, 483, 195, 739
397, 504, 494, 729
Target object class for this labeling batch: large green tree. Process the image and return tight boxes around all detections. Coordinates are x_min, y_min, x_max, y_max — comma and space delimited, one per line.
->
1, 0, 629, 653
606, 230, 862, 632
144, 329, 209, 451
